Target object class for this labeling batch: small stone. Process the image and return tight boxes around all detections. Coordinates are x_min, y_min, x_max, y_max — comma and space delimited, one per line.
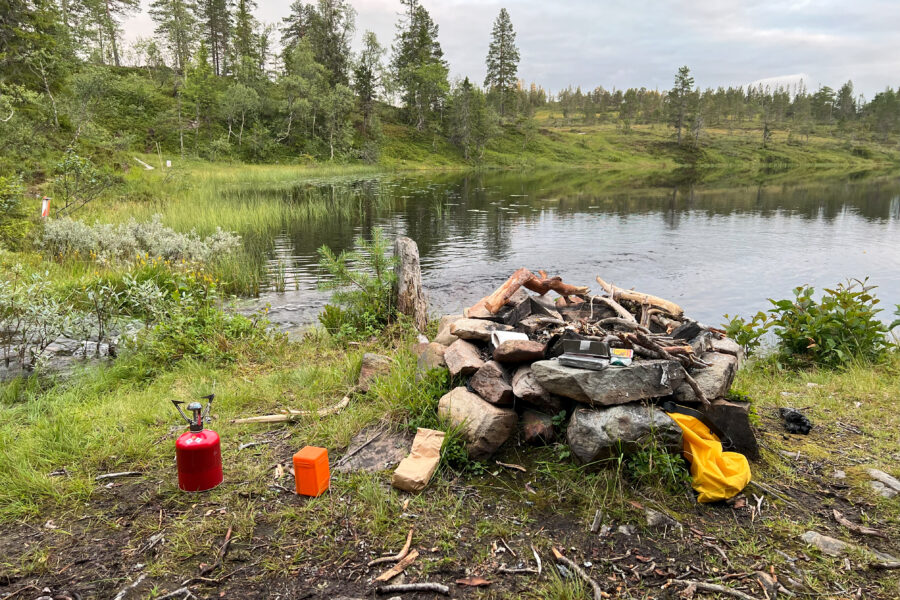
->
435, 314, 464, 346
645, 508, 679, 529
493, 340, 546, 364
512, 365, 564, 414
833, 470, 846, 480
800, 531, 850, 557
438, 387, 517, 460
444, 339, 485, 377
450, 318, 514, 342
469, 361, 514, 406
521, 410, 555, 444
617, 524, 635, 536
870, 481, 898, 499
867, 468, 900, 492
357, 353, 391, 392
415, 343, 446, 381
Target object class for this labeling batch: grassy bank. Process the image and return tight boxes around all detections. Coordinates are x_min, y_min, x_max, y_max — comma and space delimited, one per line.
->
1, 318, 899, 598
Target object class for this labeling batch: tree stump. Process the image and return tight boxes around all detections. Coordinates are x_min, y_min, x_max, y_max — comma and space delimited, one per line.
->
393, 236, 427, 332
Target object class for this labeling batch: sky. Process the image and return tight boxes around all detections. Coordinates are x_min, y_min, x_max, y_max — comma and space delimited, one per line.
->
122, 0, 900, 99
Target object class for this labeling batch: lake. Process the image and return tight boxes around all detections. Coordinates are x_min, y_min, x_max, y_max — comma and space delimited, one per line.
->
233, 170, 900, 331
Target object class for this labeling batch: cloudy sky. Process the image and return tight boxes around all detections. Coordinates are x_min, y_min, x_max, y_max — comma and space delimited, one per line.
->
123, 0, 900, 99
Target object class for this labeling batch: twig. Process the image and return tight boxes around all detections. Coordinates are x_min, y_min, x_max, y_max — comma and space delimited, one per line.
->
154, 587, 196, 600
703, 541, 733, 567
748, 480, 799, 508
590, 509, 603, 533
238, 441, 273, 451
552, 547, 608, 600
232, 396, 351, 424
832, 510, 887, 539
96, 471, 143, 481
375, 582, 449, 595
335, 430, 384, 468
595, 318, 649, 333
591, 296, 636, 323
871, 561, 900, 570
374, 549, 419, 582
498, 566, 538, 574
198, 526, 233, 577
112, 574, 146, 600
496, 461, 527, 472
499, 537, 517, 558
667, 579, 760, 600
368, 528, 414, 567
531, 543, 542, 577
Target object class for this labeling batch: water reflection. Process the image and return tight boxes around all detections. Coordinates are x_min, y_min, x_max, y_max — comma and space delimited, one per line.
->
240, 170, 900, 330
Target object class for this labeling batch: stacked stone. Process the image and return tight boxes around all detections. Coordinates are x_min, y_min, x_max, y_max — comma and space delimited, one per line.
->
418, 287, 757, 464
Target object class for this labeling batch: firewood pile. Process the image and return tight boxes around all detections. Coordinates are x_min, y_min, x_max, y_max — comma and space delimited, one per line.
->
424, 268, 759, 465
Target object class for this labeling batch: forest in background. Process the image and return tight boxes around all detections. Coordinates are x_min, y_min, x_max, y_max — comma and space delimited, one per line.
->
3, 0, 900, 184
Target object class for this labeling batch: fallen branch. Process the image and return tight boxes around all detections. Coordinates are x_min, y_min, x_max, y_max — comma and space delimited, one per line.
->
591, 296, 637, 322
198, 526, 233, 577
832, 510, 887, 539
596, 276, 684, 318
112, 573, 146, 600
524, 271, 590, 297
872, 561, 900, 570
498, 566, 538, 574
666, 579, 759, 600
595, 317, 646, 332
368, 528, 414, 567
96, 471, 143, 481
496, 461, 527, 472
154, 587, 195, 600
375, 582, 449, 595
374, 548, 419, 582
468, 268, 590, 315
552, 547, 607, 600
231, 396, 350, 424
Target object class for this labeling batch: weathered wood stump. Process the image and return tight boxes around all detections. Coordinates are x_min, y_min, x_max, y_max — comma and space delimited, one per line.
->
393, 236, 427, 332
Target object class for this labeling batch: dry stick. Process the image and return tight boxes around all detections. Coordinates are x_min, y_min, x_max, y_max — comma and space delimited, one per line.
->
531, 543, 542, 577
367, 528, 414, 567
595, 276, 684, 318
231, 396, 351, 424
199, 526, 233, 577
335, 429, 385, 469
112, 573, 147, 600
590, 509, 603, 533
154, 587, 195, 600
626, 331, 709, 407
375, 582, 449, 595
552, 548, 607, 600
498, 566, 538, 575
872, 561, 900, 570
374, 549, 419, 582
96, 471, 143, 481
595, 317, 649, 333
591, 296, 636, 322
667, 579, 760, 600
832, 510, 888, 539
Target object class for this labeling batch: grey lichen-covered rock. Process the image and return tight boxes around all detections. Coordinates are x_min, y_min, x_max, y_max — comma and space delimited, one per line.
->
674, 352, 737, 403
415, 342, 447, 381
800, 531, 851, 557
532, 359, 684, 406
566, 404, 682, 464
438, 387, 517, 460
443, 339, 485, 377
357, 353, 392, 392
469, 360, 513, 406
512, 365, 564, 414
435, 314, 464, 346
449, 318, 514, 341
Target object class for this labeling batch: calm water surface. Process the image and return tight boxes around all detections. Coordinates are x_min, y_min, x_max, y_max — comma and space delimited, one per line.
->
241, 171, 900, 331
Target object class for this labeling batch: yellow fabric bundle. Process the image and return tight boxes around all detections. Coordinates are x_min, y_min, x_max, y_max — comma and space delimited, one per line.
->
667, 412, 751, 503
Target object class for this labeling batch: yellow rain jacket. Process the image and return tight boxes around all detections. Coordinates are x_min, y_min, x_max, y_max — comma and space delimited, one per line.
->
667, 412, 751, 503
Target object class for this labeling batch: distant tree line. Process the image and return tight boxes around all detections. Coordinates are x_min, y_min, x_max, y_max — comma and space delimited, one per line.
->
2, 0, 900, 174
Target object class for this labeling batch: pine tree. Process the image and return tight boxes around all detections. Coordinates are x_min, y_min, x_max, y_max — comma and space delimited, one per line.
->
149, 0, 197, 72
281, 0, 315, 54
668, 65, 694, 144
231, 0, 260, 81
353, 30, 384, 134
484, 7, 519, 121
390, 0, 448, 131
195, 0, 231, 75
449, 77, 496, 160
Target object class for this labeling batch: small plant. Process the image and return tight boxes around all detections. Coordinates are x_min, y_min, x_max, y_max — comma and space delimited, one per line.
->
51, 149, 116, 215
625, 444, 690, 495
0, 175, 29, 248
317, 227, 397, 341
723, 278, 894, 369
0, 266, 71, 371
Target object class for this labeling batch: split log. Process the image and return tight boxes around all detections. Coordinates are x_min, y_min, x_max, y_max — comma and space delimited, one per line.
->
393, 237, 427, 332
595, 276, 684, 318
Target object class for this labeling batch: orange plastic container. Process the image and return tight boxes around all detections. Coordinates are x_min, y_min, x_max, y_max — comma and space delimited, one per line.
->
293, 446, 330, 497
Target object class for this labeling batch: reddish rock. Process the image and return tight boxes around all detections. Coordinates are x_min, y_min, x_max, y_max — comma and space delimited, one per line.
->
493, 340, 545, 364
522, 410, 555, 444
469, 360, 513, 406
444, 339, 484, 377
438, 387, 517, 460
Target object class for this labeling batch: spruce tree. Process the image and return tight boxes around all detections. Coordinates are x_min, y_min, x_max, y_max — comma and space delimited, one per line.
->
353, 31, 384, 134
149, 0, 197, 72
195, 0, 231, 75
668, 65, 694, 144
484, 7, 519, 121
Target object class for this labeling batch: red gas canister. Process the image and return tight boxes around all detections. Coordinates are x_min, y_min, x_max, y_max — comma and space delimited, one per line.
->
172, 395, 223, 492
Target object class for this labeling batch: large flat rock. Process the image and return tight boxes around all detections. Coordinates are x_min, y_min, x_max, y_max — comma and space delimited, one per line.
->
531, 359, 684, 406
438, 387, 517, 460
566, 404, 682, 464
450, 318, 514, 342
674, 352, 737, 403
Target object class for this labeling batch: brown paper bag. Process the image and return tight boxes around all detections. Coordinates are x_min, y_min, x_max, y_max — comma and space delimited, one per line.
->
391, 428, 445, 492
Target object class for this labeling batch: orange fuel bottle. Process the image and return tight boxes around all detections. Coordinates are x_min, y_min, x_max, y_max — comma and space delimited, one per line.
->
293, 446, 329, 497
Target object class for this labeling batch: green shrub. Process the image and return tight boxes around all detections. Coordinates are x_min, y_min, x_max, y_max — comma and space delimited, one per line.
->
0, 175, 31, 248
317, 227, 397, 341
724, 278, 893, 369
625, 444, 690, 495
